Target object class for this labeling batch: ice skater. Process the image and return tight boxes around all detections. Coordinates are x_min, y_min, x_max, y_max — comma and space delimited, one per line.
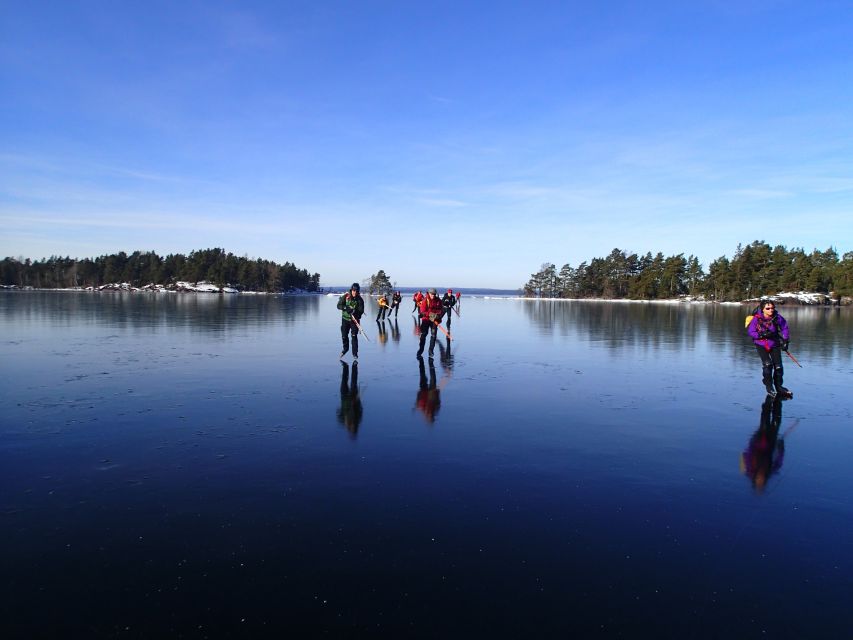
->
442, 289, 457, 328
376, 292, 389, 321
337, 282, 365, 360
746, 300, 792, 398
416, 288, 445, 359
390, 291, 402, 317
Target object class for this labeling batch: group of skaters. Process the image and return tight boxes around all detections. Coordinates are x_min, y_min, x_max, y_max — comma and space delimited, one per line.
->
375, 291, 402, 320
336, 283, 461, 361
340, 286, 797, 399
335, 282, 457, 434
339, 289, 801, 488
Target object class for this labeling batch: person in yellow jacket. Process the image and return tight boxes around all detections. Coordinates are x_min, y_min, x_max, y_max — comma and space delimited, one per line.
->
376, 292, 390, 320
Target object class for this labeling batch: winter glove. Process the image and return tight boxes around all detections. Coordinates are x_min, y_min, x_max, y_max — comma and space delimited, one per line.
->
429, 313, 438, 322
781, 339, 790, 351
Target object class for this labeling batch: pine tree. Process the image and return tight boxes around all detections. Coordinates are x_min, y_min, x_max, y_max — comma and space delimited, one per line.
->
368, 270, 393, 294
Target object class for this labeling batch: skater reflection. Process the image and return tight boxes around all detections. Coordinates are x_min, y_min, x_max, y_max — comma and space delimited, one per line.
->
415, 356, 441, 424
436, 335, 454, 375
337, 361, 363, 438
740, 395, 785, 493
389, 319, 401, 344
377, 319, 388, 347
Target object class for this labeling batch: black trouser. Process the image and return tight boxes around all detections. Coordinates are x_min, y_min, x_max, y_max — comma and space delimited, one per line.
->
755, 345, 783, 391
444, 307, 452, 328
417, 319, 438, 356
377, 306, 387, 320
341, 318, 358, 356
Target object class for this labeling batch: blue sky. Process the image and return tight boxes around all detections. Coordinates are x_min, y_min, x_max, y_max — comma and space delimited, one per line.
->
2, 1, 851, 288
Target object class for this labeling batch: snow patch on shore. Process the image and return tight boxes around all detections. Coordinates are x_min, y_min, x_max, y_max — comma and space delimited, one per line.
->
2, 281, 320, 295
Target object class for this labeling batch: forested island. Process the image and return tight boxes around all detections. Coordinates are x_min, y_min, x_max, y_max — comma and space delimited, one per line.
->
0, 248, 320, 293
523, 241, 853, 302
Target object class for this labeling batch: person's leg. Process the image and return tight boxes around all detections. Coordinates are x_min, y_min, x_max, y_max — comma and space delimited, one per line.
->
770, 348, 784, 392
351, 324, 359, 358
756, 346, 773, 394
428, 325, 437, 357
340, 319, 350, 355
417, 321, 428, 356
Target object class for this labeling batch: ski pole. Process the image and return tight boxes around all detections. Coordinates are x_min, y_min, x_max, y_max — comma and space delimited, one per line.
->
783, 349, 802, 368
351, 315, 371, 342
433, 319, 453, 341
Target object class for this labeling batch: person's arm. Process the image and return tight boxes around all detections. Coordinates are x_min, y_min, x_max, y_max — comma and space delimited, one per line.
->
777, 316, 790, 341
747, 316, 761, 340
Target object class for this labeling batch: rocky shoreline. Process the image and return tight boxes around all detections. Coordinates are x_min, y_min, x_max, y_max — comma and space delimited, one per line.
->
0, 281, 320, 295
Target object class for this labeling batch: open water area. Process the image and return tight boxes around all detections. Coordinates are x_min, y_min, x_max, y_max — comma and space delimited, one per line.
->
1, 291, 852, 638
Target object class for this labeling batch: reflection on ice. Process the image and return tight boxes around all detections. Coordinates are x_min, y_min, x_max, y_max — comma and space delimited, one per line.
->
740, 396, 785, 493
336, 361, 362, 438
3, 291, 853, 637
415, 356, 440, 424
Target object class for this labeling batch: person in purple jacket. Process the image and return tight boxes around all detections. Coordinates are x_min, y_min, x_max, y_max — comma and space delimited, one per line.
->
747, 300, 791, 397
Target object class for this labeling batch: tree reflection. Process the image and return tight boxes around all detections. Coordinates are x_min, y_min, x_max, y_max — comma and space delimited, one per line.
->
0, 290, 322, 333
520, 300, 853, 362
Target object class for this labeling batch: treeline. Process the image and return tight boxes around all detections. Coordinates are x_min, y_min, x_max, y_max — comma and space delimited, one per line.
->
0, 248, 321, 292
523, 241, 853, 301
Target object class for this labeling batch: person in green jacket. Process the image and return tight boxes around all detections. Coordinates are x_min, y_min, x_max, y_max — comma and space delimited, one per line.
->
337, 282, 365, 360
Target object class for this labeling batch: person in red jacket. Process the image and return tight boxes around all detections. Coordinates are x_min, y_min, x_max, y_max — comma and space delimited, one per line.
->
417, 287, 444, 359
412, 290, 423, 314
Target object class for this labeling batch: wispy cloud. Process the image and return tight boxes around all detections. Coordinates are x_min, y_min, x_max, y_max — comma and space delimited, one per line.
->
427, 94, 454, 105
0, 152, 196, 185
417, 198, 468, 208
726, 188, 792, 199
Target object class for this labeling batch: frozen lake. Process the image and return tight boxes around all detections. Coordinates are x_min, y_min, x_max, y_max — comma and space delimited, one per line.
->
2, 291, 852, 636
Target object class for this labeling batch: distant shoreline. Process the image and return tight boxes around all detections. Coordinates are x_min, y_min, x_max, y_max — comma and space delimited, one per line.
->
0, 282, 317, 295
3, 285, 848, 305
